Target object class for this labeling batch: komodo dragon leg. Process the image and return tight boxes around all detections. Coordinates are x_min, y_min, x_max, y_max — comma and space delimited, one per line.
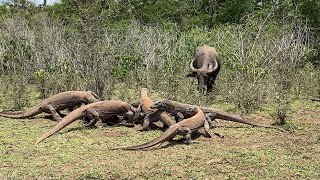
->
42, 104, 62, 121
204, 118, 212, 138
57, 103, 84, 119
112, 111, 135, 126
176, 112, 184, 121
133, 105, 145, 125
67, 107, 74, 112
134, 105, 142, 122
83, 108, 100, 127
141, 113, 152, 131
57, 111, 65, 118
178, 127, 198, 144
140, 111, 175, 131
125, 111, 134, 124
205, 113, 224, 138
114, 121, 135, 127
100, 115, 120, 127
140, 112, 161, 131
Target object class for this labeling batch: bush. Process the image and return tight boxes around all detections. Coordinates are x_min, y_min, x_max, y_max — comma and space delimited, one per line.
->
0, 8, 319, 114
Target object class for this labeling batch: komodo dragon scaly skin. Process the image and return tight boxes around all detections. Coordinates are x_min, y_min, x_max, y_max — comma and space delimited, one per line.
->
151, 100, 285, 132
135, 88, 176, 131
35, 100, 135, 144
114, 107, 212, 150
0, 91, 100, 121
0, 91, 99, 121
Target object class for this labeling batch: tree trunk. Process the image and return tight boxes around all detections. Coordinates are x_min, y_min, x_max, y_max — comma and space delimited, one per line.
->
209, 0, 217, 29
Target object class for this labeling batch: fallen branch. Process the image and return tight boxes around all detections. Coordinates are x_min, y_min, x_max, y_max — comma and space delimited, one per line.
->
311, 98, 320, 102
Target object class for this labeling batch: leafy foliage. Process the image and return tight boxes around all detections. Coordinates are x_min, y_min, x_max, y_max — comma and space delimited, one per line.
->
0, 0, 319, 113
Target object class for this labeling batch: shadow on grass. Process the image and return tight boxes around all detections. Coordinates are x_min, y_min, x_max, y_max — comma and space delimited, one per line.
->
17, 114, 65, 121
60, 126, 96, 134
139, 131, 218, 150
213, 125, 253, 129
58, 122, 140, 135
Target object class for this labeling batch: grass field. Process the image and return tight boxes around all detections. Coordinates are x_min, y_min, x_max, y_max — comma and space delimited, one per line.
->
0, 101, 319, 179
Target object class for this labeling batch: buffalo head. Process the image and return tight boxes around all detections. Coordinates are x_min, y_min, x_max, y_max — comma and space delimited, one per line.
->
187, 45, 221, 93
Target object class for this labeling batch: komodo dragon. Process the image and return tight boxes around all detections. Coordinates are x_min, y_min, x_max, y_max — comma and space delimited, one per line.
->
35, 100, 135, 144
0, 91, 100, 121
151, 100, 285, 132
134, 88, 178, 131
114, 107, 212, 150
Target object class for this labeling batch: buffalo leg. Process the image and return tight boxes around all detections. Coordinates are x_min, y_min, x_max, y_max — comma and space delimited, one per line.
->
206, 83, 213, 93
207, 76, 216, 93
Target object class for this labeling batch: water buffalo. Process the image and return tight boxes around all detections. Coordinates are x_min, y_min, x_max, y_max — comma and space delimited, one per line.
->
187, 45, 221, 93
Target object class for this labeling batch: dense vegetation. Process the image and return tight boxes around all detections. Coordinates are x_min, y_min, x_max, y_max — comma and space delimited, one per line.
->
0, 0, 319, 116
0, 1, 320, 179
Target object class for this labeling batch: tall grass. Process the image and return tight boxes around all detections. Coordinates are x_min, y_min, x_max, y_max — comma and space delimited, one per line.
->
0, 13, 319, 114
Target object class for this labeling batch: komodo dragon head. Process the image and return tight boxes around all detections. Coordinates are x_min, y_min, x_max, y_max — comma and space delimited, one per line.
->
87, 91, 101, 101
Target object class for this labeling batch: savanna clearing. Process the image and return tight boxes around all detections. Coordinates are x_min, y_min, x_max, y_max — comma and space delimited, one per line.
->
0, 1, 320, 179
1, 100, 319, 179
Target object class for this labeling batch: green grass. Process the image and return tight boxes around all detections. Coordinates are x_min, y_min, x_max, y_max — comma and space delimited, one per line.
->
0, 102, 320, 179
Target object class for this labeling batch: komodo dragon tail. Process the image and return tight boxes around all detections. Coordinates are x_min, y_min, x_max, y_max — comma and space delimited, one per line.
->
35, 108, 84, 144
114, 126, 179, 150
0, 105, 42, 119
215, 112, 285, 132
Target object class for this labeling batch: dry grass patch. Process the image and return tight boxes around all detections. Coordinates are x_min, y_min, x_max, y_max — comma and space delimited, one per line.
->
0, 101, 320, 179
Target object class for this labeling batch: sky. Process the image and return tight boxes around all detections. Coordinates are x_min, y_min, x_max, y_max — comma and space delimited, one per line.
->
0, 0, 60, 5
31, 0, 59, 4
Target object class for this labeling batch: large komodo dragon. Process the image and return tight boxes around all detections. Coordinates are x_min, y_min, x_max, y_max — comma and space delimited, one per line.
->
151, 100, 285, 132
0, 91, 100, 121
114, 106, 213, 150
135, 88, 178, 131
35, 100, 135, 144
